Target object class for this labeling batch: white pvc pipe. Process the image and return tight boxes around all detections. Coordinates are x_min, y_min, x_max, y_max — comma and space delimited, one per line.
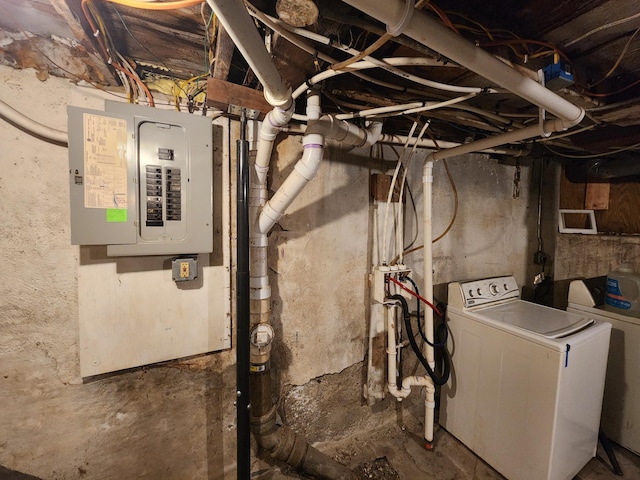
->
386, 303, 404, 398
255, 104, 295, 185
247, 4, 497, 98
258, 144, 324, 234
377, 134, 525, 156
278, 127, 525, 155
257, 91, 325, 235
386, 301, 434, 402
206, 0, 291, 108
341, 0, 584, 128
422, 159, 436, 443
0, 99, 68, 145
431, 118, 564, 161
304, 116, 362, 145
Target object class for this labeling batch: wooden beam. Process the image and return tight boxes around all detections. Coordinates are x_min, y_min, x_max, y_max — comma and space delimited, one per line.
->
212, 25, 234, 81
206, 77, 272, 119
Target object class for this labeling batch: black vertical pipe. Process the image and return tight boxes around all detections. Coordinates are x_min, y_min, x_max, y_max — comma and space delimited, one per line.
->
236, 111, 251, 480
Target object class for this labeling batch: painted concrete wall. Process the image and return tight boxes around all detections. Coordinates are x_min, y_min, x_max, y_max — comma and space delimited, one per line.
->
0, 66, 238, 480
1, 65, 548, 477
268, 141, 542, 387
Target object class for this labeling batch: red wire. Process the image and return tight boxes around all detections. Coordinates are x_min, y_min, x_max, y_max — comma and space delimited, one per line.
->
388, 277, 442, 317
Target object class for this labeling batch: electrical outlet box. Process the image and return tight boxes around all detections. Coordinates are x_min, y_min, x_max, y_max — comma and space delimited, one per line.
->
543, 61, 574, 90
68, 101, 213, 256
172, 257, 198, 281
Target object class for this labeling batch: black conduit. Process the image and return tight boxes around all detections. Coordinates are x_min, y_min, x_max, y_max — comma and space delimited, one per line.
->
389, 294, 451, 386
236, 111, 251, 480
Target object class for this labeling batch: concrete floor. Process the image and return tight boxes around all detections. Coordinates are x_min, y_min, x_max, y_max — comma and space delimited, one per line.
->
254, 417, 640, 480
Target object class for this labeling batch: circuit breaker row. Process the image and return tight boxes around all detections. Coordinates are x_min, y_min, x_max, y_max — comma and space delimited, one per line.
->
145, 165, 182, 227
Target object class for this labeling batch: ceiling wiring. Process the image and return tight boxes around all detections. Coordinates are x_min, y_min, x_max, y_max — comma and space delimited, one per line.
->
563, 11, 640, 48
382, 121, 419, 265
391, 155, 459, 266
589, 27, 640, 88
103, 0, 203, 10
81, 0, 155, 106
110, 1, 196, 104
544, 142, 640, 159
202, 5, 217, 73
396, 122, 432, 264
331, 33, 393, 71
246, 3, 502, 95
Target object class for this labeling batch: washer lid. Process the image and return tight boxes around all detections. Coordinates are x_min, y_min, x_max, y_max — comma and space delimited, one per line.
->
473, 300, 595, 339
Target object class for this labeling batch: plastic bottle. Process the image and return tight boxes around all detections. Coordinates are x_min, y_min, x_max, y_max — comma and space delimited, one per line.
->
605, 264, 640, 316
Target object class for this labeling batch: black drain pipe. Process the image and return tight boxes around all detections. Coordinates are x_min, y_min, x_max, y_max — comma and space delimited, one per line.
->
236, 110, 251, 480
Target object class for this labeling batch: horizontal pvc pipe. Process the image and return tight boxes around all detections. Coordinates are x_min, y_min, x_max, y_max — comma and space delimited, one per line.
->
341, 0, 584, 127
206, 0, 291, 108
377, 134, 526, 155
431, 119, 564, 161
0, 99, 68, 145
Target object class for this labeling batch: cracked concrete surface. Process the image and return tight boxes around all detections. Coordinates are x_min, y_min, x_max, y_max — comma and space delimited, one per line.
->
255, 418, 640, 479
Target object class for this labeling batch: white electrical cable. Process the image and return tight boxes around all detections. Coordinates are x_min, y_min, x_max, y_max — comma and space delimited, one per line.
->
563, 11, 640, 48
247, 3, 499, 96
331, 93, 475, 123
401, 93, 477, 115
249, 4, 519, 128
244, 2, 411, 95
395, 122, 431, 264
544, 142, 640, 159
381, 123, 416, 265
381, 122, 423, 265
291, 57, 446, 99
0, 99, 68, 145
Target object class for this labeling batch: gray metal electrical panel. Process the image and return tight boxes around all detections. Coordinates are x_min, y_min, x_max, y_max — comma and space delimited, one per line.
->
68, 102, 213, 256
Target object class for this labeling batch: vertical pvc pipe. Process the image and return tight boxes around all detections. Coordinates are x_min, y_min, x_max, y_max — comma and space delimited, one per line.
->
423, 159, 436, 445
386, 304, 398, 395
236, 112, 251, 480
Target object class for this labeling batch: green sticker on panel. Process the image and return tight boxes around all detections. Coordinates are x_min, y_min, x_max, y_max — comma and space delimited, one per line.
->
106, 209, 127, 223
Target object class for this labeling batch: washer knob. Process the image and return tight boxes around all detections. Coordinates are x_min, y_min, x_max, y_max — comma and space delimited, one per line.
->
489, 283, 499, 296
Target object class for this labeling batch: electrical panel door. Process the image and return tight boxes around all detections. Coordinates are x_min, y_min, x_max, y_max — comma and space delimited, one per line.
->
68, 102, 213, 256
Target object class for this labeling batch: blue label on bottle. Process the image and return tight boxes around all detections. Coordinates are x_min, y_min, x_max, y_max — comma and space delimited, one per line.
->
606, 277, 632, 309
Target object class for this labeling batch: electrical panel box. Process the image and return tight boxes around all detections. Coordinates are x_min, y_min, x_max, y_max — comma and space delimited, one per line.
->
68, 101, 213, 256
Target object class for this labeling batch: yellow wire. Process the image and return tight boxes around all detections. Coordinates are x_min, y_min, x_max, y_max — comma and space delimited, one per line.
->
104, 0, 204, 10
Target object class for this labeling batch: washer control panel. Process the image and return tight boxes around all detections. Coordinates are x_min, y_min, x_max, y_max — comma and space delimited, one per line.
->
458, 276, 519, 308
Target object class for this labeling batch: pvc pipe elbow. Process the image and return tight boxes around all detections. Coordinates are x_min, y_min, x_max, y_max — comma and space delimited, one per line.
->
557, 110, 585, 131
258, 203, 283, 234
361, 121, 383, 148
264, 87, 293, 110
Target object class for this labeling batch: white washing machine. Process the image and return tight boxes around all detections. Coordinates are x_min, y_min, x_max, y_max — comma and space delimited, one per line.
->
440, 276, 611, 480
568, 277, 640, 455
